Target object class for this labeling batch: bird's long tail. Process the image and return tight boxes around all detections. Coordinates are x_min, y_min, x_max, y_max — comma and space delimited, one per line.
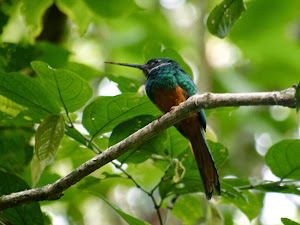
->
189, 130, 220, 199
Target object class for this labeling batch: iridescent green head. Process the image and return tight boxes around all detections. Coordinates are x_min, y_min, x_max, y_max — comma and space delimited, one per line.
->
105, 57, 179, 78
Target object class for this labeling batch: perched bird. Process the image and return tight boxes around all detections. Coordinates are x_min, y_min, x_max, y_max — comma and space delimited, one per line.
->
105, 58, 220, 199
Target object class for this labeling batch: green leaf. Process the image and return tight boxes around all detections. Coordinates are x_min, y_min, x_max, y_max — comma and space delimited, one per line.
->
295, 81, 300, 113
165, 127, 189, 158
0, 170, 44, 225
65, 125, 93, 149
62, 62, 101, 81
255, 182, 300, 195
207, 140, 229, 168
109, 116, 167, 164
172, 195, 203, 225
0, 95, 27, 117
88, 191, 150, 225
281, 218, 300, 225
82, 93, 160, 137
265, 140, 300, 180
221, 179, 262, 221
84, 0, 136, 18
31, 154, 44, 187
56, 0, 92, 35
35, 115, 64, 165
21, 0, 53, 38
31, 61, 93, 112
0, 42, 39, 72
0, 71, 60, 121
35, 42, 70, 68
106, 74, 142, 93
0, 127, 34, 175
207, 0, 246, 38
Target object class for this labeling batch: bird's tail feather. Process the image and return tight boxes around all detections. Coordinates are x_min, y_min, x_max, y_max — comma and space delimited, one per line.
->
189, 130, 220, 199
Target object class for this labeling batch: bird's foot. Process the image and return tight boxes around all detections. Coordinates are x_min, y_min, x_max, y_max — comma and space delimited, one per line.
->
170, 106, 177, 111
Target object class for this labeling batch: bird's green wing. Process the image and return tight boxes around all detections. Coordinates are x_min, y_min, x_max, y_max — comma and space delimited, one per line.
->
175, 69, 207, 130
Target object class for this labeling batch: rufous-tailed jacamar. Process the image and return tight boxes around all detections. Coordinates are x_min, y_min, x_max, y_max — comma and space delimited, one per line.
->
105, 58, 220, 199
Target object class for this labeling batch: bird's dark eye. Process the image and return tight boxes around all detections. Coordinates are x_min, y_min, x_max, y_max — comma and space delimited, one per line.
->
154, 59, 161, 63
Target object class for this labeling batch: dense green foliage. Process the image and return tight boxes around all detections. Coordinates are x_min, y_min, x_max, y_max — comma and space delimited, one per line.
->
0, 0, 299, 224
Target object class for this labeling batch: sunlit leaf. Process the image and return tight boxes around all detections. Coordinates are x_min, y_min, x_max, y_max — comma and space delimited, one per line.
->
21, 0, 53, 38
62, 62, 101, 81
84, 0, 136, 18
88, 191, 150, 225
265, 140, 300, 180
35, 42, 70, 68
35, 114, 64, 165
0, 95, 27, 117
82, 93, 160, 137
0, 71, 60, 121
165, 127, 189, 158
0, 170, 44, 225
31, 61, 93, 112
207, 0, 246, 38
56, 0, 92, 35
106, 74, 142, 93
172, 195, 203, 225
31, 154, 44, 187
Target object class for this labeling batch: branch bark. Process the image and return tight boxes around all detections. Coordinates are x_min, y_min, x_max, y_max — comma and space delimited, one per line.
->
0, 87, 297, 211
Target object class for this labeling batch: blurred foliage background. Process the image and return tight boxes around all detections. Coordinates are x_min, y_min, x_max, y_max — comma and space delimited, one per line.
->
0, 0, 300, 224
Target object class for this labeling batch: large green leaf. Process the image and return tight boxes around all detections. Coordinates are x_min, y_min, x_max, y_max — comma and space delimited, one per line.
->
106, 74, 142, 93
0, 170, 44, 225
31, 61, 93, 112
35, 114, 65, 165
265, 140, 300, 180
88, 191, 150, 225
207, 0, 246, 38
0, 128, 34, 175
165, 126, 189, 158
172, 195, 203, 225
62, 62, 101, 81
0, 71, 60, 121
21, 0, 53, 38
0, 43, 39, 72
35, 42, 70, 68
109, 116, 167, 164
221, 179, 263, 221
56, 0, 92, 35
83, 0, 136, 18
82, 93, 160, 137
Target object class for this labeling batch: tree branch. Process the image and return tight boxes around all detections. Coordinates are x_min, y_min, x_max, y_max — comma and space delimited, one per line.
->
0, 87, 297, 211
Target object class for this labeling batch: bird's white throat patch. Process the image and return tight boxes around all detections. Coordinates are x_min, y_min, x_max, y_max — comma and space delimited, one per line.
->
148, 62, 172, 74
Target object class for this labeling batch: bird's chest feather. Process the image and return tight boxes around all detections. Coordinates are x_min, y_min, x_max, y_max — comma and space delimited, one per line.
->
150, 86, 188, 114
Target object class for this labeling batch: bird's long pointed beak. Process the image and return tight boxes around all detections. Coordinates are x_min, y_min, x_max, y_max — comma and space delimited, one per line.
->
105, 61, 147, 70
